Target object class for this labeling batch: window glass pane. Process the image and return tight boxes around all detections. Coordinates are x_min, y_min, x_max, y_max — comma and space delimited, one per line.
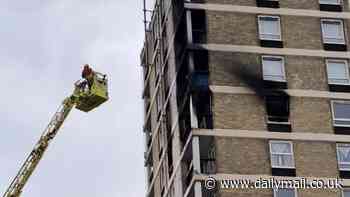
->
261, 18, 278, 34
271, 155, 293, 167
263, 57, 285, 81
259, 17, 280, 40
322, 20, 344, 43
319, 0, 341, 5
275, 189, 295, 197
334, 102, 350, 120
340, 163, 350, 170
343, 190, 350, 197
338, 146, 350, 163
327, 60, 348, 83
271, 142, 292, 154
323, 22, 341, 37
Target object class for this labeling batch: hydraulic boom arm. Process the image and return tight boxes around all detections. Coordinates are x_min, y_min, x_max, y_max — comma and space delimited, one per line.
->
3, 65, 109, 197
3, 97, 76, 197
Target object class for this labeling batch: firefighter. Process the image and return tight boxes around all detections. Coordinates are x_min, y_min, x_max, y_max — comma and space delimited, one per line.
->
81, 64, 94, 89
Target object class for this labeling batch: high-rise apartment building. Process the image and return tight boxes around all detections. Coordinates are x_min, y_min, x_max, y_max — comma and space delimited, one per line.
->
140, 0, 350, 197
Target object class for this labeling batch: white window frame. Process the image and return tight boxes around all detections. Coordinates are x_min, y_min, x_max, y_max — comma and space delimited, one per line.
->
319, 0, 342, 5
326, 59, 350, 85
331, 100, 350, 127
273, 188, 297, 197
343, 188, 350, 197
269, 140, 295, 169
321, 19, 346, 44
337, 144, 350, 171
258, 15, 282, 41
262, 55, 286, 82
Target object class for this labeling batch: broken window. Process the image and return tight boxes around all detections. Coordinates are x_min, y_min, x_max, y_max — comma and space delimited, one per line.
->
265, 92, 290, 123
191, 10, 206, 43
193, 91, 213, 129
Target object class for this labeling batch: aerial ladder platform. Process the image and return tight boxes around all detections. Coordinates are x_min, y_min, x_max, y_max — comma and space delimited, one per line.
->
2, 65, 109, 197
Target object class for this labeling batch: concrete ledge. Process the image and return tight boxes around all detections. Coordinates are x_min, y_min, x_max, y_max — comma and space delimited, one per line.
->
193, 128, 350, 143
189, 43, 350, 59
210, 85, 350, 100
185, 3, 350, 19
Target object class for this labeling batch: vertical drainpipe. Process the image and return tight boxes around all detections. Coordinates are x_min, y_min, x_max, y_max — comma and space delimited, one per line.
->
185, 1, 203, 197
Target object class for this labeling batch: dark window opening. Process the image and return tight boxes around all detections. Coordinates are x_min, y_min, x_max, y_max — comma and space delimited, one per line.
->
179, 100, 191, 145
340, 171, 350, 179
320, 4, 343, 12
174, 17, 187, 61
193, 91, 213, 129
261, 40, 284, 48
193, 50, 209, 71
190, 50, 209, 92
265, 93, 289, 122
256, 0, 280, 8
176, 60, 189, 105
324, 44, 347, 51
272, 168, 296, 177
172, 0, 185, 20
191, 10, 207, 43
265, 91, 291, 132
264, 81, 288, 89
329, 84, 350, 93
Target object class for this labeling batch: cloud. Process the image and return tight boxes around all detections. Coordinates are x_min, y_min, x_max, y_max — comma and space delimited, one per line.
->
0, 1, 145, 196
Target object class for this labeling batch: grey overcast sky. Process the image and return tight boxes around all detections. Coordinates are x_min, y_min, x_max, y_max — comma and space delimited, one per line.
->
0, 1, 153, 196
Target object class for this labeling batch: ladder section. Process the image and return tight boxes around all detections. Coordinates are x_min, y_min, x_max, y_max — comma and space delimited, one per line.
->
3, 97, 75, 197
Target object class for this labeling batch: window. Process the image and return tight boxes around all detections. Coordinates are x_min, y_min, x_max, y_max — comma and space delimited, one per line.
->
326, 59, 350, 85
274, 188, 297, 197
269, 141, 295, 169
321, 19, 345, 44
266, 94, 290, 123
258, 16, 282, 41
319, 0, 341, 5
192, 10, 207, 43
331, 101, 350, 127
262, 56, 286, 82
343, 188, 350, 197
256, 0, 280, 8
337, 144, 350, 171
